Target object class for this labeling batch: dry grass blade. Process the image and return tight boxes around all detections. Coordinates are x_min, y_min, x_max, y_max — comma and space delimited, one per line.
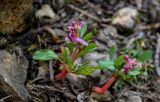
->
68, 4, 101, 22
155, 34, 160, 76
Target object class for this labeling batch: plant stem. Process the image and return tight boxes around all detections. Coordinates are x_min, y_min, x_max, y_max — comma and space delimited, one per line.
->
49, 60, 54, 80
92, 75, 117, 94
72, 47, 81, 61
55, 65, 69, 80
55, 45, 82, 81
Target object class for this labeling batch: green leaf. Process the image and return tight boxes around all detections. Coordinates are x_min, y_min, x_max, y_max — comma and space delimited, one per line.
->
79, 43, 97, 57
132, 50, 140, 58
33, 49, 58, 61
75, 66, 101, 75
68, 43, 76, 53
83, 32, 93, 41
62, 48, 68, 62
138, 50, 153, 62
114, 55, 125, 70
98, 60, 115, 72
80, 60, 90, 68
108, 45, 116, 59
128, 69, 140, 76
118, 71, 128, 80
68, 63, 77, 72
79, 24, 87, 37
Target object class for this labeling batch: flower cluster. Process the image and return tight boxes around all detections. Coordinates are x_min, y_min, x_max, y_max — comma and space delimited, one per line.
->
65, 21, 88, 46
122, 55, 142, 73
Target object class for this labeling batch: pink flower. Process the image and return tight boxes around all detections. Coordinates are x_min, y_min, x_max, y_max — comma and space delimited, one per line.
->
65, 21, 88, 46
122, 55, 142, 73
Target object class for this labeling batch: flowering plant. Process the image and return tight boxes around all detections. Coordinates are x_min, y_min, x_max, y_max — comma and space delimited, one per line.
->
33, 20, 100, 80
55, 20, 100, 80
92, 46, 153, 94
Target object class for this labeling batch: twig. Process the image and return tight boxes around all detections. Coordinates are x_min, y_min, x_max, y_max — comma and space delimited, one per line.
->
126, 38, 136, 48
155, 34, 160, 76
139, 23, 160, 30
8, 26, 48, 43
49, 60, 54, 80
127, 81, 149, 90
68, 4, 101, 23
28, 77, 44, 84
116, 88, 128, 101
68, 84, 79, 96
0, 95, 12, 102
152, 81, 160, 93
72, 47, 81, 61
35, 85, 77, 100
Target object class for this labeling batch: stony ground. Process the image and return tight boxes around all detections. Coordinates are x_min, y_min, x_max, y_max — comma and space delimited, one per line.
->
0, 0, 160, 102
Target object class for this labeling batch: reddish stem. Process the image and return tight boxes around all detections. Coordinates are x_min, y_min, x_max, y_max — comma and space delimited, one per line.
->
55, 65, 69, 80
92, 75, 117, 94
55, 46, 82, 80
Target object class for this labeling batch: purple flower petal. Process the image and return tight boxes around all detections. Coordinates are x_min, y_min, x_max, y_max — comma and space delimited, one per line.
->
72, 20, 76, 26
122, 55, 142, 74
68, 32, 74, 41
122, 64, 132, 73
78, 22, 85, 30
65, 37, 70, 42
66, 20, 88, 46
68, 20, 76, 30
124, 55, 135, 65
72, 37, 88, 46
68, 26, 74, 30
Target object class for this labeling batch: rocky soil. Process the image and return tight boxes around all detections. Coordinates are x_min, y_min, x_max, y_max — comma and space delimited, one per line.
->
0, 0, 160, 102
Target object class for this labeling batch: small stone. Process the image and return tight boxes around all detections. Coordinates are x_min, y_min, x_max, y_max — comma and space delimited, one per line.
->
52, 0, 65, 9
112, 7, 139, 31
129, 96, 142, 102
0, 37, 7, 47
35, 4, 60, 23
96, 26, 119, 51
123, 91, 142, 102
99, 26, 118, 38
37, 66, 46, 78
61, 12, 67, 17
98, 26, 118, 44
90, 91, 112, 101
83, 52, 107, 66
0, 49, 31, 101
135, 0, 142, 9
66, 73, 88, 89
77, 92, 90, 102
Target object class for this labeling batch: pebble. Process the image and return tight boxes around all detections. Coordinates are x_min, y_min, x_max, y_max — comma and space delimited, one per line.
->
35, 4, 60, 23
52, 0, 64, 9
90, 91, 112, 101
66, 73, 88, 89
123, 91, 142, 102
83, 52, 107, 66
112, 7, 139, 31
